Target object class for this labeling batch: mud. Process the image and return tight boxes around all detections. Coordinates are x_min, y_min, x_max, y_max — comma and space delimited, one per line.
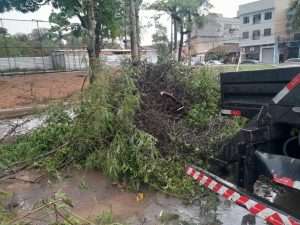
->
0, 169, 268, 225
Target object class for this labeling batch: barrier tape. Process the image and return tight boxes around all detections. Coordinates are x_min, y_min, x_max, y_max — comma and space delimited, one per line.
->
273, 175, 300, 191
186, 166, 300, 225
221, 109, 241, 116
273, 74, 300, 104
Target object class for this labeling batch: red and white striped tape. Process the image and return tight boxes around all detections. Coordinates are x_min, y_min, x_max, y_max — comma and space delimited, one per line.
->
273, 175, 300, 191
186, 166, 300, 225
221, 109, 241, 116
273, 74, 300, 104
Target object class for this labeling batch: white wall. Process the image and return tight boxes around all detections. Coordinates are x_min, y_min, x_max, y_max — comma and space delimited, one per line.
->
0, 49, 158, 73
0, 56, 53, 72
239, 8, 275, 47
64, 52, 89, 70
238, 0, 275, 16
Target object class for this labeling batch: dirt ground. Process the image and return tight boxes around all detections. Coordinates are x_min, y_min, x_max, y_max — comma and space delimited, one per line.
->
0, 71, 87, 109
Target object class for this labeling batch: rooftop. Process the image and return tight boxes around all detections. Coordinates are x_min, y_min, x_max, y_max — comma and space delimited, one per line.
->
238, 0, 275, 16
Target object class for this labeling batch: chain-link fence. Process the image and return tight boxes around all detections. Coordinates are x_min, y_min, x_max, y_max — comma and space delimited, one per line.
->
0, 18, 89, 75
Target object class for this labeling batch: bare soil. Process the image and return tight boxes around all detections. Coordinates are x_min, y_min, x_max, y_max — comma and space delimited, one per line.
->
0, 71, 87, 109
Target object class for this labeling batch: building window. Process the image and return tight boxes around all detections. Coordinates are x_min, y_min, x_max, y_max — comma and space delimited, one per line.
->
252, 30, 260, 40
264, 28, 272, 36
253, 14, 261, 24
264, 12, 272, 20
243, 16, 250, 24
242, 32, 249, 39
224, 24, 231, 29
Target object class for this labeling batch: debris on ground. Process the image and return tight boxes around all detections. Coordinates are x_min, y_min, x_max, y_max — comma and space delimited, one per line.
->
134, 63, 240, 161
0, 63, 243, 224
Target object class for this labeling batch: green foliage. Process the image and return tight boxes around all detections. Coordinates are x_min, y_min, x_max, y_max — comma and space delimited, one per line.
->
0, 0, 43, 13
0, 191, 13, 225
0, 63, 243, 207
0, 27, 70, 57
43, 0, 124, 43
186, 69, 219, 127
149, 0, 211, 61
0, 67, 198, 198
152, 22, 170, 63
287, 0, 300, 32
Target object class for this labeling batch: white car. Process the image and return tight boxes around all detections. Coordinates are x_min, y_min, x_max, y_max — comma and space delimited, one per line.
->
279, 58, 300, 68
206, 60, 223, 65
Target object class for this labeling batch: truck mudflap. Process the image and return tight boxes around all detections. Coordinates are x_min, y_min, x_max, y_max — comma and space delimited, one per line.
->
186, 166, 300, 225
256, 151, 300, 191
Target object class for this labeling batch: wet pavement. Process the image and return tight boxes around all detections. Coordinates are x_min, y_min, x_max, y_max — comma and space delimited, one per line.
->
0, 169, 267, 225
0, 115, 45, 140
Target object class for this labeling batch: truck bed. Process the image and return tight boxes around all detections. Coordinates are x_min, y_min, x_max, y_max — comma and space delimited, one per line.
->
221, 67, 300, 118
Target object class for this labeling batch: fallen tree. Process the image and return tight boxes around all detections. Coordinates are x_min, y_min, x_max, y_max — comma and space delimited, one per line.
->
0, 63, 242, 198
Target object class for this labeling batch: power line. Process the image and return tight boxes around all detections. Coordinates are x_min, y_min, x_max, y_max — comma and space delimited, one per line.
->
0, 18, 49, 23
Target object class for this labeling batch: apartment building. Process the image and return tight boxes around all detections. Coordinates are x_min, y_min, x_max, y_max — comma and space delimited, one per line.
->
239, 0, 292, 64
190, 14, 240, 62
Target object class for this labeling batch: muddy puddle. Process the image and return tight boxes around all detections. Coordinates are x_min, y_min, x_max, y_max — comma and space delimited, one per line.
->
0, 169, 268, 225
0, 117, 298, 224
0, 115, 44, 139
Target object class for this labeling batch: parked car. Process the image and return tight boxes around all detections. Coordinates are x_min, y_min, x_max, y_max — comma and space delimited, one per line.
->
206, 60, 223, 65
241, 59, 260, 64
284, 58, 300, 63
278, 58, 300, 68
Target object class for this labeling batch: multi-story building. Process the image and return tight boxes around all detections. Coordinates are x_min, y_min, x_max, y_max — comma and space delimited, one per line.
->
190, 14, 240, 62
239, 0, 292, 64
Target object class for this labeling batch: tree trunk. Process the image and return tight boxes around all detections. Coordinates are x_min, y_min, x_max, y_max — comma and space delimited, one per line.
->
123, 0, 129, 49
129, 0, 139, 62
87, 0, 97, 83
173, 18, 178, 58
95, 22, 101, 58
135, 1, 141, 59
170, 17, 173, 56
187, 31, 191, 65
187, 12, 192, 66
178, 23, 184, 62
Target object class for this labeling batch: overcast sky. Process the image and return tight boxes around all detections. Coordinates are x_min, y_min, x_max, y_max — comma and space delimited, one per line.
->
0, 0, 256, 45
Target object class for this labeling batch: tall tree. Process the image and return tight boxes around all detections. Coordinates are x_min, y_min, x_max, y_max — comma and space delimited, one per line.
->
152, 22, 169, 63
0, 27, 8, 36
150, 0, 210, 62
0, 0, 124, 83
287, 0, 300, 32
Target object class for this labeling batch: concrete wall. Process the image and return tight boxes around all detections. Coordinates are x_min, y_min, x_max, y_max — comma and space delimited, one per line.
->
0, 56, 53, 72
274, 0, 293, 40
191, 37, 223, 55
52, 51, 89, 71
0, 49, 158, 74
191, 14, 240, 56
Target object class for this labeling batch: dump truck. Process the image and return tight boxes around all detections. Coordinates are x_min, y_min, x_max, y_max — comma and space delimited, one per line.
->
187, 67, 300, 225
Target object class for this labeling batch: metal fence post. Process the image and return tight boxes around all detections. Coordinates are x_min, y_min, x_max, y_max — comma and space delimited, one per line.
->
35, 20, 46, 72
0, 18, 12, 73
